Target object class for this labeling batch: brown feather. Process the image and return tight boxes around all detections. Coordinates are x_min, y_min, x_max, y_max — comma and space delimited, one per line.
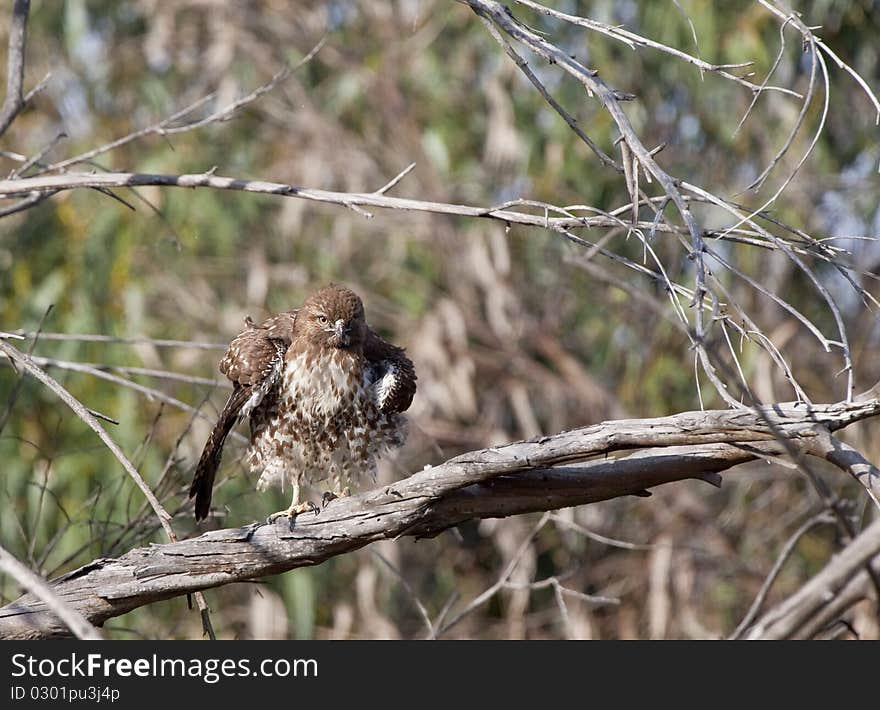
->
189, 311, 296, 520
364, 327, 417, 413
189, 384, 249, 520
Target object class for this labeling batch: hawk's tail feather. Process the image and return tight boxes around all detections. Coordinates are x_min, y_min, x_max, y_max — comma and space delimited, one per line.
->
190, 390, 246, 521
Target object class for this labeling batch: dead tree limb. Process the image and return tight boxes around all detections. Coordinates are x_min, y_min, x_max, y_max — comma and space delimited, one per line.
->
746, 516, 880, 639
0, 170, 828, 250
0, 400, 877, 639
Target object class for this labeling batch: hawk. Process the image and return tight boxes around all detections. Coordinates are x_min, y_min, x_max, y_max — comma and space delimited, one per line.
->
189, 284, 416, 522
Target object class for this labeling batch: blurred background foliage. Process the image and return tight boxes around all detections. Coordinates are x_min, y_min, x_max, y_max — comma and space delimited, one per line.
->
1, 0, 879, 639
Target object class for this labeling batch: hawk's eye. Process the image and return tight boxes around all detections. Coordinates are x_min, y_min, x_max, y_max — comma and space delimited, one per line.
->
317, 315, 328, 324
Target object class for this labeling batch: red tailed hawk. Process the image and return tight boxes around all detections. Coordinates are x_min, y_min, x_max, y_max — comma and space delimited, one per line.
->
189, 284, 417, 522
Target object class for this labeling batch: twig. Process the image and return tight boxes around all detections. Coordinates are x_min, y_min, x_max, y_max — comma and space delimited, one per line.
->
11, 131, 67, 177
734, 18, 792, 138
0, 303, 52, 437
683, 180, 855, 402
503, 575, 620, 605
0, 340, 173, 530
0, 169, 842, 259
0, 543, 101, 640
12, 331, 227, 349
478, 17, 620, 171
464, 0, 736, 407
746, 516, 880, 639
0, 0, 30, 138
1, 355, 228, 388
0, 190, 55, 217
758, 0, 880, 123
0, 352, 235, 430
371, 549, 436, 639
512, 0, 801, 98
436, 513, 551, 636
729, 510, 835, 639
33, 93, 185, 174
373, 162, 417, 194
32, 37, 325, 178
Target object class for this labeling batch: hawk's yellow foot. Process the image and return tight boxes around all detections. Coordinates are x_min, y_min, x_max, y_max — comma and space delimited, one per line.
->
266, 500, 319, 524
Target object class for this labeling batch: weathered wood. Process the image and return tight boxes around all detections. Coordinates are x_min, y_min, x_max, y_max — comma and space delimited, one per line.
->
747, 517, 880, 639
1, 400, 877, 639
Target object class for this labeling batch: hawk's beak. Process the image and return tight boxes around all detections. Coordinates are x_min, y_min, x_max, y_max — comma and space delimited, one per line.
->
333, 319, 349, 346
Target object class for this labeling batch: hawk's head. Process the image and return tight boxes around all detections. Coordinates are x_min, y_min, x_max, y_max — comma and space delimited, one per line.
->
298, 284, 367, 351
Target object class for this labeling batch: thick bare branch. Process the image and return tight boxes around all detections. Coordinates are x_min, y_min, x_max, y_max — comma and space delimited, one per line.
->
0, 399, 877, 639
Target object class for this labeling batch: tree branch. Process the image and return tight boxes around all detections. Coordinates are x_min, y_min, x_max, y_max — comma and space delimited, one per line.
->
0, 543, 101, 640
0, 169, 839, 256
746, 515, 880, 639
0, 0, 30, 138
1, 399, 877, 639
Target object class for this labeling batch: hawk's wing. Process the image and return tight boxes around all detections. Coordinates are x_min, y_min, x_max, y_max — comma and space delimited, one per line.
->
363, 327, 417, 414
189, 311, 297, 520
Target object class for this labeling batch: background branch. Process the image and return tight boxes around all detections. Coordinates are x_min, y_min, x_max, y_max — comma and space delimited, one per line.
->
0, 0, 29, 137
746, 516, 880, 639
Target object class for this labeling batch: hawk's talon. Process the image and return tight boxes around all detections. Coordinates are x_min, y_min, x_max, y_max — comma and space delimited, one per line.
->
266, 500, 319, 524
322, 488, 351, 508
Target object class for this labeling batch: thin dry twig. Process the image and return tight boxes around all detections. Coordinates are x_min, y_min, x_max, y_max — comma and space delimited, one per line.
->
0, 351, 234, 429
31, 38, 326, 177
11, 331, 226, 349
758, 0, 880, 123
436, 513, 551, 636
512, 0, 801, 98
479, 17, 621, 171
370, 550, 436, 639
0, 542, 101, 640
373, 162, 417, 195
3, 355, 227, 389
0, 340, 172, 529
729, 510, 836, 639
464, 0, 739, 407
